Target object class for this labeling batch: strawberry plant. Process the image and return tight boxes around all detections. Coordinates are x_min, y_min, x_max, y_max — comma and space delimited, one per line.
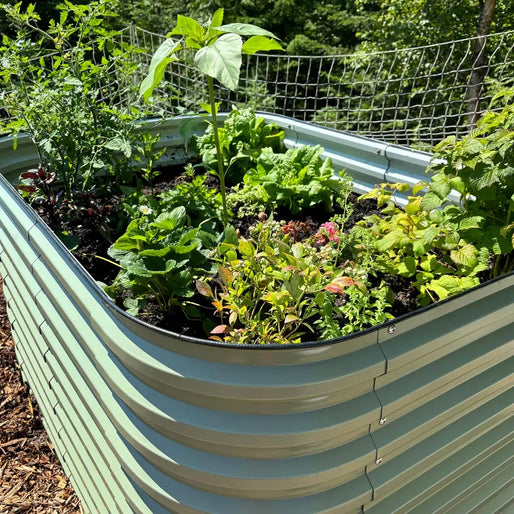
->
105, 206, 217, 316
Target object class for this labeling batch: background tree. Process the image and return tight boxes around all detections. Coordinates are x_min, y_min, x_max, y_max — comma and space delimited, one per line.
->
355, 0, 513, 50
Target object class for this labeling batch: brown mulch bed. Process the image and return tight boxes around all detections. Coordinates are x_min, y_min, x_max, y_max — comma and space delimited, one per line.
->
0, 278, 82, 513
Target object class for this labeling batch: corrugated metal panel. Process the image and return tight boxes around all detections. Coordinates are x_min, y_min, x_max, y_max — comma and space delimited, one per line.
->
0, 115, 512, 513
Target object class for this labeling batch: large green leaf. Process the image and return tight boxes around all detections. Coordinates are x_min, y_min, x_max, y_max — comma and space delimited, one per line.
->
450, 243, 478, 268
210, 8, 224, 27
171, 15, 205, 40
216, 23, 277, 38
105, 137, 132, 158
139, 38, 181, 101
420, 191, 444, 211
242, 36, 284, 55
194, 33, 242, 90
152, 206, 186, 231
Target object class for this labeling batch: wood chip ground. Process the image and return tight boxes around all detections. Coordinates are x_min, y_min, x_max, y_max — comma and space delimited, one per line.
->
0, 278, 82, 513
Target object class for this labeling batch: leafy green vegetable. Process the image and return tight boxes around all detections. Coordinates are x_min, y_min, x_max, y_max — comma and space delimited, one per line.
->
192, 108, 285, 184
228, 144, 352, 215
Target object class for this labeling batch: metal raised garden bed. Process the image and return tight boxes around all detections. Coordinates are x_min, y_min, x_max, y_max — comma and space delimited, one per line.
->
0, 114, 512, 513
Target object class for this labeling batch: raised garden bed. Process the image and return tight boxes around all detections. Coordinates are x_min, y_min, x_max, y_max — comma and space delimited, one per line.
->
0, 114, 512, 513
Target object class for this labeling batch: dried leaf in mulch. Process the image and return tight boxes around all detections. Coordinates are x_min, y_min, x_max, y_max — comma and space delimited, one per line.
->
0, 278, 82, 513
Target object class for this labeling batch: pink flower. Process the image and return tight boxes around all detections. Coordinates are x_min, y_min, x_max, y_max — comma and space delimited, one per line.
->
315, 222, 340, 244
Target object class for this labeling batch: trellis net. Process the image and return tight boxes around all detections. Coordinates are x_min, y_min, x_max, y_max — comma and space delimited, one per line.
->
1, 26, 513, 149
124, 26, 514, 148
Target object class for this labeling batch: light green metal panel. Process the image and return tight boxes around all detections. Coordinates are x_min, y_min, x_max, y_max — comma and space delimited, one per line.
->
363, 419, 513, 513
0, 133, 38, 183
366, 392, 513, 500
417, 455, 513, 513
8, 303, 102, 513
0, 116, 512, 513
370, 359, 513, 462
376, 276, 514, 377
373, 323, 513, 420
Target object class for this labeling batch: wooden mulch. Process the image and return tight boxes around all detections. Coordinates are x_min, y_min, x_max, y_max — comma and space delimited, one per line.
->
0, 277, 82, 513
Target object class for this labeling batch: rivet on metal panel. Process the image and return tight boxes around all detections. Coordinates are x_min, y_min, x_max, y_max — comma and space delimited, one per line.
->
387, 325, 396, 334
375, 458, 383, 465
379, 417, 387, 425
376, 148, 382, 155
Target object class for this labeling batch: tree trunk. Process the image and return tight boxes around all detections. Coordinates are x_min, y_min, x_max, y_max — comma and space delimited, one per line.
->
467, 0, 497, 130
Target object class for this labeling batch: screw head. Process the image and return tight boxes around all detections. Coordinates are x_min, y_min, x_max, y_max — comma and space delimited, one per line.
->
387, 325, 396, 334
379, 417, 387, 425
375, 458, 383, 465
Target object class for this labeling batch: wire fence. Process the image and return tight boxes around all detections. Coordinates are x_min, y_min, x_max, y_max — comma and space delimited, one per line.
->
1, 26, 513, 149
124, 26, 514, 149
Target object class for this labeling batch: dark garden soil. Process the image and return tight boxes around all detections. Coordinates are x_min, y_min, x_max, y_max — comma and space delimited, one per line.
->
32, 165, 419, 340
0, 278, 82, 513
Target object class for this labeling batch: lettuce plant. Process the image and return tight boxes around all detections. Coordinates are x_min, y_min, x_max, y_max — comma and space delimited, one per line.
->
139, 8, 283, 224
192, 107, 285, 184
228, 144, 352, 215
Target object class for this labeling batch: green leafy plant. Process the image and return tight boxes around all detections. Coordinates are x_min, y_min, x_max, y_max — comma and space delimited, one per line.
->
0, 1, 144, 199
139, 8, 283, 224
425, 91, 514, 277
131, 132, 167, 193
196, 219, 392, 344
192, 107, 285, 184
157, 164, 224, 232
228, 144, 353, 215
106, 205, 217, 316
354, 182, 490, 304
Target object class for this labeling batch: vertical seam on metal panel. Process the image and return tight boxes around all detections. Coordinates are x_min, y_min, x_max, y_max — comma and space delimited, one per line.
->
375, 328, 389, 375
382, 143, 392, 182
370, 379, 384, 463
364, 460, 377, 503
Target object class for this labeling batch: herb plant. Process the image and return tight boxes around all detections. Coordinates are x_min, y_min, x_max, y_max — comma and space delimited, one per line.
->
0, 1, 144, 200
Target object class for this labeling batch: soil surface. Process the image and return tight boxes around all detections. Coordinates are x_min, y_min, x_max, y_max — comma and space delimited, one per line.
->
0, 278, 82, 513
32, 166, 420, 340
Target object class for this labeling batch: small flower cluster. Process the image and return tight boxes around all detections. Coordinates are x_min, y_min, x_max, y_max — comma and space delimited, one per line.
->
314, 221, 340, 245
281, 220, 313, 242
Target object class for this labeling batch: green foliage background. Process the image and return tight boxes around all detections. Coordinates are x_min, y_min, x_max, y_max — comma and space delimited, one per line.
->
3, 1, 512, 55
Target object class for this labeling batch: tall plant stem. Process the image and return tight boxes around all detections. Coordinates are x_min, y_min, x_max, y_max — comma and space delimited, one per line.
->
207, 76, 228, 226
